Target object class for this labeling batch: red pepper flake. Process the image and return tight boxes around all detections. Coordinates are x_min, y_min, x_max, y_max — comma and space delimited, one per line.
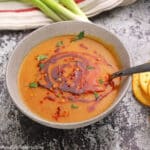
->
94, 50, 97, 54
96, 58, 101, 61
79, 43, 88, 50
52, 106, 69, 121
44, 73, 47, 77
40, 100, 43, 104
52, 107, 61, 121
110, 80, 115, 88
54, 48, 60, 53
105, 74, 109, 81
64, 58, 68, 61
44, 96, 55, 102
61, 110, 69, 117
52, 107, 60, 121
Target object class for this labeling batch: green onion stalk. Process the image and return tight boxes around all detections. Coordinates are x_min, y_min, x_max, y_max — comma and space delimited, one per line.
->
59, 0, 87, 18
21, 0, 62, 21
0, 0, 90, 22
41, 0, 90, 22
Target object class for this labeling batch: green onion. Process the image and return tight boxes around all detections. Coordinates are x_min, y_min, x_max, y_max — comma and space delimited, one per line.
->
21, 0, 62, 21
56, 41, 64, 47
71, 104, 78, 109
41, 0, 89, 21
59, 0, 87, 18
86, 66, 95, 70
29, 82, 38, 88
39, 63, 45, 69
37, 55, 48, 61
98, 79, 104, 84
94, 92, 99, 99
56, 93, 62, 98
72, 31, 85, 41
4, 0, 90, 22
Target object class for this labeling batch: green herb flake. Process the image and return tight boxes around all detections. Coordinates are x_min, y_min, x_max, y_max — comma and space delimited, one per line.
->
72, 31, 85, 41
29, 82, 38, 88
56, 93, 62, 98
86, 66, 95, 70
56, 41, 63, 47
98, 79, 104, 84
71, 104, 79, 109
39, 63, 45, 69
94, 92, 99, 99
37, 55, 48, 61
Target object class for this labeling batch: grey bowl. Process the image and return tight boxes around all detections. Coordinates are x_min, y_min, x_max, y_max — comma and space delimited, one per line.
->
6, 21, 131, 129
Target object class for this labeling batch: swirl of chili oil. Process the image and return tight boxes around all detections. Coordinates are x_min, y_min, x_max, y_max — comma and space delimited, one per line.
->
37, 51, 117, 105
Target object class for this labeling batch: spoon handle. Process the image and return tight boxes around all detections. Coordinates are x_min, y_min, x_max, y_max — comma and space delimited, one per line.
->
111, 62, 150, 79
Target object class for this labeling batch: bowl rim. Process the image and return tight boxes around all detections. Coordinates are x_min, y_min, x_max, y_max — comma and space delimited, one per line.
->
6, 21, 131, 129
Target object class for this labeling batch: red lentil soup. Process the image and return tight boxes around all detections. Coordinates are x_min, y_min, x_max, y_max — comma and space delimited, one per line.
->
18, 32, 121, 123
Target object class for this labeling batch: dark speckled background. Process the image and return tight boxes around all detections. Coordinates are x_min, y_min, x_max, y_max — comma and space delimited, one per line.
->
0, 0, 150, 149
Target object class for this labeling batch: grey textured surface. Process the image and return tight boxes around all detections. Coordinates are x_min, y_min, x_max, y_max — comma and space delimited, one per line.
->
0, 0, 150, 149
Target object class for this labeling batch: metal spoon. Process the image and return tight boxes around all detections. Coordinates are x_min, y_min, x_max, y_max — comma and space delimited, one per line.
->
110, 62, 150, 80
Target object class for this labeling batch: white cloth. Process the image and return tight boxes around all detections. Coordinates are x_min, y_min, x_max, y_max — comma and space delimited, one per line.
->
0, 0, 137, 30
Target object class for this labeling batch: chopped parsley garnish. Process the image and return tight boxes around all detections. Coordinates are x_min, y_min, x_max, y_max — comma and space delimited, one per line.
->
56, 94, 62, 98
39, 63, 45, 69
71, 104, 79, 109
56, 41, 63, 47
29, 82, 38, 88
72, 31, 85, 41
98, 79, 104, 84
37, 55, 48, 61
86, 66, 95, 70
94, 92, 99, 99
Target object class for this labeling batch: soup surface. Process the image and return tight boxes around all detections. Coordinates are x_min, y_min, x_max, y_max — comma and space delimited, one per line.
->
18, 32, 121, 123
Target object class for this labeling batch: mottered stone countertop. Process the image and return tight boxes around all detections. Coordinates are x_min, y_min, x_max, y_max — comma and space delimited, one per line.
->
0, 0, 150, 149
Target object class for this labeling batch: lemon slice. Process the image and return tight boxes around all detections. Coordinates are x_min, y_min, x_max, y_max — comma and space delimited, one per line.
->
139, 72, 150, 94
132, 74, 150, 107
148, 81, 150, 97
